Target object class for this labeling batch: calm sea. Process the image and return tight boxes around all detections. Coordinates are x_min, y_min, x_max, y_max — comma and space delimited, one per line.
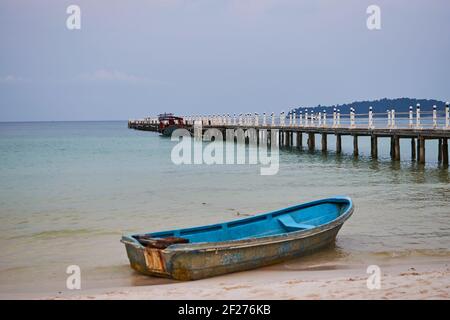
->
0, 121, 449, 296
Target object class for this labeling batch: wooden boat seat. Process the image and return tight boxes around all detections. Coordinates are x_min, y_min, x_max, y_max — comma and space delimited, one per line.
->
277, 215, 315, 232
134, 235, 189, 249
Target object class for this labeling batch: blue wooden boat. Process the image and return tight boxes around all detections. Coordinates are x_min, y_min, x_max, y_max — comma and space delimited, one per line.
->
121, 196, 353, 280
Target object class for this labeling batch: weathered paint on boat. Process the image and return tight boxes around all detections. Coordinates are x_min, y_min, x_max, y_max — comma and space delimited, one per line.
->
121, 196, 354, 280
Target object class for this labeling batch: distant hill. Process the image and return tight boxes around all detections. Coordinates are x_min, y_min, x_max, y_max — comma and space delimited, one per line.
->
293, 98, 447, 114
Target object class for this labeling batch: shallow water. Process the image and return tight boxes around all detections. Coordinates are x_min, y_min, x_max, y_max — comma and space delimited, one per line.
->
0, 121, 449, 295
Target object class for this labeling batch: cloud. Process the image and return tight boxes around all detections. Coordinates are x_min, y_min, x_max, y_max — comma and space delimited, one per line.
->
0, 75, 28, 84
77, 69, 168, 86
78, 69, 145, 83
228, 0, 279, 18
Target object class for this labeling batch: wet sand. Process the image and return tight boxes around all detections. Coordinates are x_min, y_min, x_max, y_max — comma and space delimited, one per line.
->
36, 256, 450, 300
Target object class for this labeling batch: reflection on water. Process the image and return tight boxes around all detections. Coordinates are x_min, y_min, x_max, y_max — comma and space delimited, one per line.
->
0, 122, 448, 294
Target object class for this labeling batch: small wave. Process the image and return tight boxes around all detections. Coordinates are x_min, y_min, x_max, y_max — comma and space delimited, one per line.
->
8, 228, 121, 240
372, 248, 450, 258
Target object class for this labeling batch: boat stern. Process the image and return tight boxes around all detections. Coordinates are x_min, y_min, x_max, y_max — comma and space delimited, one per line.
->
120, 235, 171, 278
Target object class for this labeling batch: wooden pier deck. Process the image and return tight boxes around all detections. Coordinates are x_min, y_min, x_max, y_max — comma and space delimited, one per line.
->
129, 104, 450, 166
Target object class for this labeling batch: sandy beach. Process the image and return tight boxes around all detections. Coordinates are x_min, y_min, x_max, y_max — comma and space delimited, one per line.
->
37, 256, 449, 300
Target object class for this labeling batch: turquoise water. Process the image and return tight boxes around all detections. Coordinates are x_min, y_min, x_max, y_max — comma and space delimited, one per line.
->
0, 121, 449, 295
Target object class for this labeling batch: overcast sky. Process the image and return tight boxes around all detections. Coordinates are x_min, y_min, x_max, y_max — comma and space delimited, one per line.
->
0, 0, 449, 121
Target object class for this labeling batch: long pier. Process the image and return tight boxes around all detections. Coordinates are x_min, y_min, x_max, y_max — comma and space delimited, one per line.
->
129, 103, 450, 166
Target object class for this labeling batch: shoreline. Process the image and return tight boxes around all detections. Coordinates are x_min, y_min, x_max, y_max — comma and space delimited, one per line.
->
29, 256, 448, 300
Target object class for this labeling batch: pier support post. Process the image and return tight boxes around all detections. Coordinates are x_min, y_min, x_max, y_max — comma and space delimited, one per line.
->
411, 138, 416, 161
394, 136, 400, 161
336, 134, 342, 154
353, 135, 358, 157
308, 133, 315, 151
297, 132, 302, 148
438, 139, 442, 163
321, 134, 327, 151
371, 135, 378, 159
416, 137, 420, 162
443, 138, 448, 167
418, 137, 425, 164
390, 137, 394, 159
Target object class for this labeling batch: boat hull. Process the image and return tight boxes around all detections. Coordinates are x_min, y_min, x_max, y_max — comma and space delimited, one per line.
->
121, 197, 353, 280
124, 225, 340, 280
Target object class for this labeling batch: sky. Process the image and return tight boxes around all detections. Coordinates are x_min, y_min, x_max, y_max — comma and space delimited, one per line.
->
0, 0, 449, 121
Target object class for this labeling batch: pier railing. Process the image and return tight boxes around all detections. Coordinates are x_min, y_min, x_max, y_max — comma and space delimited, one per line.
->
128, 103, 450, 166
130, 103, 450, 131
